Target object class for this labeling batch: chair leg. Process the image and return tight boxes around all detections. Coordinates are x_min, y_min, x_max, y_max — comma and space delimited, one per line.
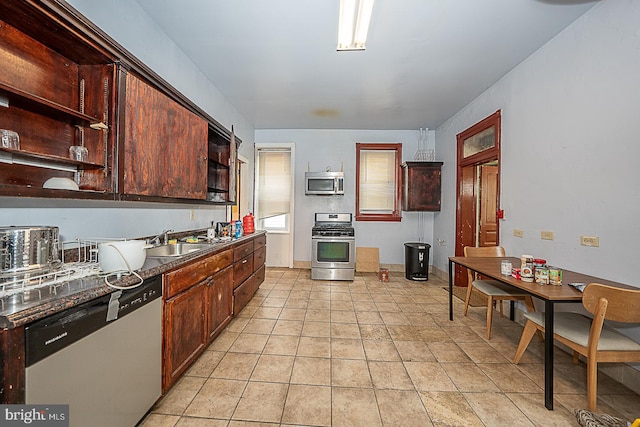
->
573, 351, 580, 364
523, 296, 535, 313
514, 320, 538, 364
523, 296, 544, 342
463, 283, 473, 316
486, 296, 494, 339
587, 358, 598, 411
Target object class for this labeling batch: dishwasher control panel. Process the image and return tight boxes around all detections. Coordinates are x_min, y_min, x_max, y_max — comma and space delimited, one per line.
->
25, 276, 162, 367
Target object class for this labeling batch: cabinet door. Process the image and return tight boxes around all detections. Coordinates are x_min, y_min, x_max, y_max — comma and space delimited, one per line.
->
206, 266, 233, 342
163, 282, 207, 391
401, 162, 443, 211
122, 73, 208, 199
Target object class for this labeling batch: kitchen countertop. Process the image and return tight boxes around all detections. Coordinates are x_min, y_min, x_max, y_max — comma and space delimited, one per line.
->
0, 231, 265, 329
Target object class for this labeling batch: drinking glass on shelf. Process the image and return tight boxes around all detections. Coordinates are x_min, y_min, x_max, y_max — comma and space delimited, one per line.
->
1, 130, 20, 149
69, 145, 88, 162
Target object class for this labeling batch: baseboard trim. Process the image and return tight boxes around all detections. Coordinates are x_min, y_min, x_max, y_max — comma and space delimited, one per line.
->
293, 260, 311, 269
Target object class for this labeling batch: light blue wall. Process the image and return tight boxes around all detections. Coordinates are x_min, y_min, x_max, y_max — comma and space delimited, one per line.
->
434, 0, 640, 286
255, 129, 437, 266
433, 0, 640, 345
0, 199, 224, 243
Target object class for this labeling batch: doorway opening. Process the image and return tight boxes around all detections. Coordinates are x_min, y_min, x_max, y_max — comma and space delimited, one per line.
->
255, 143, 295, 268
454, 111, 502, 286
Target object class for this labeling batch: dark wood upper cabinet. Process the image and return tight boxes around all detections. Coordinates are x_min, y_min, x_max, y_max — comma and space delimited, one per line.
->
0, 1, 117, 197
120, 72, 208, 200
207, 127, 238, 203
0, 0, 240, 204
401, 161, 443, 211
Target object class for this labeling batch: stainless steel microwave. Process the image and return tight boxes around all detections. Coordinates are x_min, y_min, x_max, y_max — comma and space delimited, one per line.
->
305, 171, 344, 195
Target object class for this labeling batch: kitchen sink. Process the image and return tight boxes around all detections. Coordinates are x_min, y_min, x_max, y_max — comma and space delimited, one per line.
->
146, 242, 213, 258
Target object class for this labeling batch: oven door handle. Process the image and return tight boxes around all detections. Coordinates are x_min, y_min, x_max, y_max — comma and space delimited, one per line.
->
312, 236, 355, 241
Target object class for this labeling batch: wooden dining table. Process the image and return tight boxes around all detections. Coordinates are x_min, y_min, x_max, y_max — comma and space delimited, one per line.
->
448, 256, 631, 410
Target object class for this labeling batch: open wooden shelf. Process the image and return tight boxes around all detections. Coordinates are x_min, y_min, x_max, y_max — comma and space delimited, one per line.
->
0, 82, 106, 129
0, 147, 105, 172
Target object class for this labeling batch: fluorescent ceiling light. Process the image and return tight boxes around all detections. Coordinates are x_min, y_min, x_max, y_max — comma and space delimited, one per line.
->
337, 0, 374, 51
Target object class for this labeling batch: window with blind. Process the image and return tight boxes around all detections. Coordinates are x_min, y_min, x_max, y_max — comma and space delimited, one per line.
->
355, 143, 402, 222
255, 147, 292, 232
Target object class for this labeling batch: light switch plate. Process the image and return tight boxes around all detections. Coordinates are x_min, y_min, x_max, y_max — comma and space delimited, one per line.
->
513, 229, 524, 238
541, 231, 554, 241
580, 236, 599, 247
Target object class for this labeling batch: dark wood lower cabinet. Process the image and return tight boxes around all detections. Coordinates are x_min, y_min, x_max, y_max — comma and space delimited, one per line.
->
207, 266, 233, 342
164, 282, 207, 389
162, 233, 266, 393
233, 233, 267, 315
162, 248, 233, 392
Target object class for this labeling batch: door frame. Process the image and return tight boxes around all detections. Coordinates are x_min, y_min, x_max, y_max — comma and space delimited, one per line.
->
454, 110, 502, 286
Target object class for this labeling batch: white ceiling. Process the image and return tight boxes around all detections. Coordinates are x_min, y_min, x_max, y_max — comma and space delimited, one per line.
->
135, 0, 598, 130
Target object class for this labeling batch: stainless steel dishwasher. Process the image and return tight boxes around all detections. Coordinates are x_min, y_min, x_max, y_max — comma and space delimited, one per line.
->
25, 276, 162, 427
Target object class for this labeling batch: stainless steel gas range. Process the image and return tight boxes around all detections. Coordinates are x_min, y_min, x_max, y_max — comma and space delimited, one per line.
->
311, 213, 355, 281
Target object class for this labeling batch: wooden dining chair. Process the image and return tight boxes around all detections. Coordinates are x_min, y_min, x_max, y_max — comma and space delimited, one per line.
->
513, 283, 640, 410
463, 246, 537, 339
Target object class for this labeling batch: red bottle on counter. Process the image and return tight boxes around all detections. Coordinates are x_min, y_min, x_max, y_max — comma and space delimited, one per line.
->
243, 212, 255, 234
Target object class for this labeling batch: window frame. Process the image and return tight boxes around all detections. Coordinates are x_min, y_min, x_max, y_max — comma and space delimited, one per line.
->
355, 142, 402, 222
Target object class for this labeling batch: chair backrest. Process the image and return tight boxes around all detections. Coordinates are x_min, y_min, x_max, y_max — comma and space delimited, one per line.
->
583, 283, 640, 323
463, 246, 506, 283
463, 246, 506, 258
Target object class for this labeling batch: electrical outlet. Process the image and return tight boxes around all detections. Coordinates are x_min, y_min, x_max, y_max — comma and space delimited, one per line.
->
513, 229, 524, 238
541, 231, 554, 241
580, 235, 599, 247
190, 210, 195, 221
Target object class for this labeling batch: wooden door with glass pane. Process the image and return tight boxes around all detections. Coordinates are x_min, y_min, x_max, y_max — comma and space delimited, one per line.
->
455, 111, 501, 286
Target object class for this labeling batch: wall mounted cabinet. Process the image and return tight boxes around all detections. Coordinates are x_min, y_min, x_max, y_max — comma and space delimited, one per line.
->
120, 72, 208, 200
401, 161, 443, 211
0, 0, 240, 205
207, 127, 238, 203
0, 1, 116, 198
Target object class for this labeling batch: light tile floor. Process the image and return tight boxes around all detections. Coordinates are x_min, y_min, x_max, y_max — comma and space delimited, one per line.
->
140, 268, 640, 427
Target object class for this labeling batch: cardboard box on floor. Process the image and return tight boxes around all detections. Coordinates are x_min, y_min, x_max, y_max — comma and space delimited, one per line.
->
356, 247, 379, 272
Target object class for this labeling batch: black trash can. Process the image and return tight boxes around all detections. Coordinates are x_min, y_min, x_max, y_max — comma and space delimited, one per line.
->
404, 242, 431, 281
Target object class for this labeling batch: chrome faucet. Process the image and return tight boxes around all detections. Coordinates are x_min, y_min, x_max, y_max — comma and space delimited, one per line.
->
149, 229, 174, 245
